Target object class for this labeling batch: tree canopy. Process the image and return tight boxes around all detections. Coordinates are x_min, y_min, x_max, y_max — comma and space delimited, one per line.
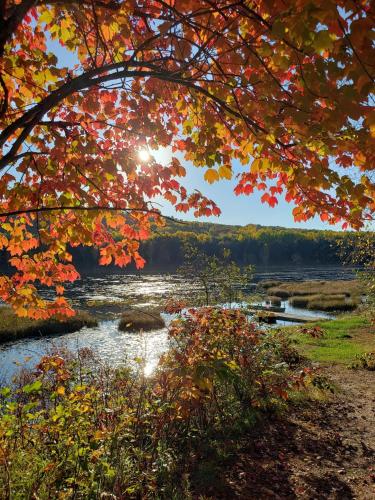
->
0, 0, 374, 317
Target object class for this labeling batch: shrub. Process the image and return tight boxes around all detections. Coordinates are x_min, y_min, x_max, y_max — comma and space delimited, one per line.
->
0, 308, 310, 498
351, 351, 375, 371
118, 308, 165, 332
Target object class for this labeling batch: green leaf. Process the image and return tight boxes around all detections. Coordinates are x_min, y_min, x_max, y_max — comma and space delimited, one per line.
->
0, 387, 11, 397
23, 380, 42, 394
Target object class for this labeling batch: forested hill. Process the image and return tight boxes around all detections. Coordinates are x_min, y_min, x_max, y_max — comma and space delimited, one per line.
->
69, 219, 348, 273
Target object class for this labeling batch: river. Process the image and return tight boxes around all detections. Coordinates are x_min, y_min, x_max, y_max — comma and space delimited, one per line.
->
0, 266, 355, 383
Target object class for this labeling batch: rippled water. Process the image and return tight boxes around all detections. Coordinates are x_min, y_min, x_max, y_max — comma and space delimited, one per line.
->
0, 266, 354, 383
0, 318, 171, 383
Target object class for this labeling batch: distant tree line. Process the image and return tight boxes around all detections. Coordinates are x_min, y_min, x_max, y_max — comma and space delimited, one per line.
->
0, 220, 360, 275
72, 221, 351, 273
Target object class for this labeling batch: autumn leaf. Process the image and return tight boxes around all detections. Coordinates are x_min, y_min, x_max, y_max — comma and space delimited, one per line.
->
204, 169, 220, 184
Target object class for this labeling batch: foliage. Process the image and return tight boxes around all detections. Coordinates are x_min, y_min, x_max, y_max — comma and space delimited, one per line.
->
0, 308, 310, 498
351, 351, 375, 370
177, 244, 253, 306
62, 220, 353, 272
0, 1, 374, 317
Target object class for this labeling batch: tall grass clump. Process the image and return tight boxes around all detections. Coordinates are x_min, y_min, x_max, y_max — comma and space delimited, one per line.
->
0, 307, 310, 498
118, 308, 165, 332
288, 294, 354, 311
269, 280, 361, 300
307, 299, 357, 312
0, 307, 97, 343
266, 296, 282, 306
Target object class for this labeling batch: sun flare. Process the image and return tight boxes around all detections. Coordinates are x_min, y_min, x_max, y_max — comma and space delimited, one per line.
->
138, 149, 150, 162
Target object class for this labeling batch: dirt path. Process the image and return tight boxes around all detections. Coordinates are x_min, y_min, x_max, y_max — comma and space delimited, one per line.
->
283, 366, 375, 500
196, 366, 375, 499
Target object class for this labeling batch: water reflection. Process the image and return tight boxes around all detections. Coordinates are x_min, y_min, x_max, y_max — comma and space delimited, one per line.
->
0, 318, 170, 382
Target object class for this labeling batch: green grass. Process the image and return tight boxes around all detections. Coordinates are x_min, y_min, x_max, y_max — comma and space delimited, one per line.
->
0, 307, 98, 343
285, 315, 375, 365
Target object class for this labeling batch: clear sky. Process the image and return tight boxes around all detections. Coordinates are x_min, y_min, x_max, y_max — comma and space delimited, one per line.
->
153, 149, 343, 230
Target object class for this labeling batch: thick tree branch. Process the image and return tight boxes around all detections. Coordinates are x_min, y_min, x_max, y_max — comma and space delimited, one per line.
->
0, 59, 281, 170
0, 205, 180, 224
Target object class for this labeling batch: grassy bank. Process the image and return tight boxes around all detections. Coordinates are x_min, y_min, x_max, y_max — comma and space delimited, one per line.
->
285, 315, 375, 365
0, 307, 98, 343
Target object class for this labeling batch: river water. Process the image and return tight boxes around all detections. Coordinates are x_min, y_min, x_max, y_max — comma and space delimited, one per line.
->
0, 266, 354, 383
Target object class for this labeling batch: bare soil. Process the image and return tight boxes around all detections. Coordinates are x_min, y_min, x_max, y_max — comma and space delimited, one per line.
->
194, 366, 375, 499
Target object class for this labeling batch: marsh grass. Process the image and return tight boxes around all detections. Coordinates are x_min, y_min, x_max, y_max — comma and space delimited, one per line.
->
266, 296, 282, 306
288, 294, 356, 311
307, 298, 357, 312
269, 280, 362, 299
118, 308, 165, 332
288, 295, 320, 308
0, 307, 98, 343
266, 280, 363, 313
259, 280, 282, 289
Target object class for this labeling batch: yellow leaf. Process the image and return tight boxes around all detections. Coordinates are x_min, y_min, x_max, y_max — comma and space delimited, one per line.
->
40, 10, 53, 24
218, 165, 232, 180
204, 168, 220, 184
13, 66, 25, 79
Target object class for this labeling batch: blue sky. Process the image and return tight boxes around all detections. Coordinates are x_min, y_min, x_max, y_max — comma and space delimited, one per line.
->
153, 149, 343, 230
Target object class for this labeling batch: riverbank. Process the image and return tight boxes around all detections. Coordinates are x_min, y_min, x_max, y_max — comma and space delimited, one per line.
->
189, 363, 375, 498
284, 314, 374, 365
0, 307, 97, 343
0, 307, 310, 497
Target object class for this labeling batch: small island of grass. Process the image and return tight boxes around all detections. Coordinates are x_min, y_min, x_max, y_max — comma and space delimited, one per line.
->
118, 308, 165, 332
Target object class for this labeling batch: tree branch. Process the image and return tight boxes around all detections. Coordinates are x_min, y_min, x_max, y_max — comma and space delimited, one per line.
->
0, 205, 183, 224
